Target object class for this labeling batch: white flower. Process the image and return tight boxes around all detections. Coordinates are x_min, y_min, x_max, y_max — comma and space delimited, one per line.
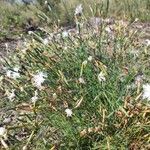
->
65, 108, 73, 117
134, 18, 139, 22
78, 77, 85, 84
53, 93, 57, 99
145, 39, 150, 46
31, 90, 38, 103
45, 1, 48, 4
142, 84, 150, 101
62, 31, 69, 38
74, 4, 83, 16
6, 67, 20, 79
0, 127, 8, 149
22, 145, 27, 150
28, 31, 33, 35
82, 60, 87, 66
98, 72, 106, 82
105, 26, 111, 33
43, 38, 49, 45
64, 46, 67, 50
14, 67, 19, 72
0, 127, 7, 138
6, 70, 12, 78
3, 118, 11, 124
88, 56, 92, 61
7, 89, 15, 101
32, 72, 47, 89
12, 71, 20, 79
5, 43, 8, 49
20, 87, 24, 92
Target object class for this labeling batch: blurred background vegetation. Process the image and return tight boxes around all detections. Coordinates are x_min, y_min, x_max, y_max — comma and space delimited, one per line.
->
0, 0, 150, 32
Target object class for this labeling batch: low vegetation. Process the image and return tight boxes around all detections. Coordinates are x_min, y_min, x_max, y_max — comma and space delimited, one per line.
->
0, 0, 150, 149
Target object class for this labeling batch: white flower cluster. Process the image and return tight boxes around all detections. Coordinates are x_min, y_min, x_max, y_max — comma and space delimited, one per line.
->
32, 72, 47, 89
65, 108, 73, 117
62, 31, 69, 38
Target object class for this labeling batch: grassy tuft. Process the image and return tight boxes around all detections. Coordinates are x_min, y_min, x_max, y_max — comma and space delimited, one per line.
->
0, 0, 150, 149
0, 15, 150, 149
